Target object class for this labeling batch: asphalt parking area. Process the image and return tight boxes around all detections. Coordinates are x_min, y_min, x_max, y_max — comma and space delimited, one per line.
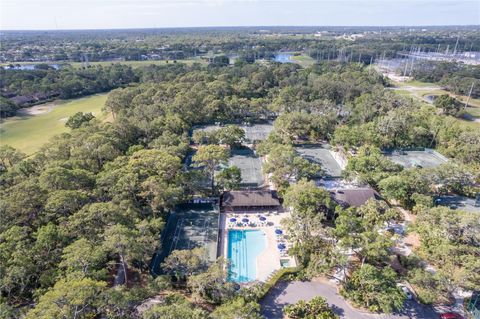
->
260, 279, 438, 319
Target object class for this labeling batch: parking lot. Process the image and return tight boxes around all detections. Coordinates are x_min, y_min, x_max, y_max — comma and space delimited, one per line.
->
260, 279, 438, 319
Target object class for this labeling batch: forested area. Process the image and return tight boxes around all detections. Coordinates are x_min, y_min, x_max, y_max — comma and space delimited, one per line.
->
0, 64, 137, 117
1, 56, 479, 318
2, 26, 479, 64
262, 130, 478, 313
251, 61, 480, 313
0, 61, 338, 318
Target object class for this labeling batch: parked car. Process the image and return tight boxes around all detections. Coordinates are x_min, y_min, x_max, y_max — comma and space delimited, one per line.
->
439, 313, 464, 319
397, 283, 413, 300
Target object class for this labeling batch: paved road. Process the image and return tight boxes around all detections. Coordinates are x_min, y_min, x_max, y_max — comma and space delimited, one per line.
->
260, 280, 438, 319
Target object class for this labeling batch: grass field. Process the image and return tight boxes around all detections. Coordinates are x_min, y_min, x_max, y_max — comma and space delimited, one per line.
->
0, 94, 108, 154
291, 55, 317, 67
394, 80, 480, 107
395, 80, 438, 88
391, 79, 480, 128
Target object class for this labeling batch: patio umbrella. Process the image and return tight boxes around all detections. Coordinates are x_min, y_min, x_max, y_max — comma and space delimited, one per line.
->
259, 216, 266, 221
277, 243, 286, 250
242, 218, 249, 223
275, 229, 283, 235
229, 218, 237, 222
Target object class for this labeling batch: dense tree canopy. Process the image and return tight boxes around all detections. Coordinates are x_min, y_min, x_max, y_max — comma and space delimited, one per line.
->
0, 41, 478, 318
342, 264, 405, 313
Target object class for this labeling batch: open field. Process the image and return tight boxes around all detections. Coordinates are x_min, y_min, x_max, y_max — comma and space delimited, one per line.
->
395, 80, 439, 88
290, 54, 316, 67
0, 94, 108, 154
392, 80, 480, 108
390, 80, 480, 128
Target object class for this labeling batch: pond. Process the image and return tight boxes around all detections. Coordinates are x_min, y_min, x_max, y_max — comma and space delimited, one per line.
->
273, 53, 293, 63
2, 64, 60, 70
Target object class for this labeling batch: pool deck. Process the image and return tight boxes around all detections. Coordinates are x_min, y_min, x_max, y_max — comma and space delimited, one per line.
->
219, 211, 296, 283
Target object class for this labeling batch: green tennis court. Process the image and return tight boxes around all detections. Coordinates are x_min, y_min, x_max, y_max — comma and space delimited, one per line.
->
151, 203, 220, 275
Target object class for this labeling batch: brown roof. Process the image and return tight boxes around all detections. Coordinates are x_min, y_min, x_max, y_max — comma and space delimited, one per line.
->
332, 188, 378, 207
222, 190, 280, 207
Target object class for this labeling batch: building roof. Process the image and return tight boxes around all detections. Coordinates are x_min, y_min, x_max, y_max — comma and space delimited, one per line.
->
222, 190, 280, 207
331, 188, 378, 207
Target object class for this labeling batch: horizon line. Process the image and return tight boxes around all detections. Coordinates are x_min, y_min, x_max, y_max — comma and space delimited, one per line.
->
1, 24, 479, 32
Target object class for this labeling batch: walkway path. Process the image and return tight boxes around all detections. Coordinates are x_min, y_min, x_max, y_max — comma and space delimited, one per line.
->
260, 278, 438, 319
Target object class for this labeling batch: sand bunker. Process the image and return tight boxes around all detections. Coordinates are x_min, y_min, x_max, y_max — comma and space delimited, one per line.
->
17, 102, 56, 116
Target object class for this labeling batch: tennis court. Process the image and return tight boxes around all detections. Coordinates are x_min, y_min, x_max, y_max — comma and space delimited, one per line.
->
229, 148, 264, 188
295, 144, 343, 178
192, 122, 273, 143
435, 195, 480, 213
385, 149, 448, 168
242, 123, 274, 142
151, 203, 220, 275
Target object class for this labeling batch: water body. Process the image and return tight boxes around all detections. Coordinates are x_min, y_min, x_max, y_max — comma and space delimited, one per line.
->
273, 53, 293, 63
2, 64, 60, 70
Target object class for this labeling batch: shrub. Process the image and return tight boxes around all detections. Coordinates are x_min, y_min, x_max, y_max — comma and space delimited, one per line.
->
283, 296, 338, 319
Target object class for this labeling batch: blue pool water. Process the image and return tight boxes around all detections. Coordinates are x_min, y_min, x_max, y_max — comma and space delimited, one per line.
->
227, 229, 266, 282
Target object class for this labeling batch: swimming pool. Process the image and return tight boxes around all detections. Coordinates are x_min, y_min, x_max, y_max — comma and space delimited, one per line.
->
227, 229, 266, 282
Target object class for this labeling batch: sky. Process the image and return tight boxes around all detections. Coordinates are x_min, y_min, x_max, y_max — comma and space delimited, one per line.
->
1, 0, 479, 30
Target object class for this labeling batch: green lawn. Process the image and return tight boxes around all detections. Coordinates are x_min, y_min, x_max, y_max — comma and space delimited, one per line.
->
291, 55, 317, 67
391, 78, 480, 128
396, 80, 438, 88
466, 106, 480, 117
0, 94, 108, 155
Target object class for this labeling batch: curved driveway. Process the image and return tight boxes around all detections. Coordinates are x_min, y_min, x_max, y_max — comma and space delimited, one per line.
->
260, 279, 438, 319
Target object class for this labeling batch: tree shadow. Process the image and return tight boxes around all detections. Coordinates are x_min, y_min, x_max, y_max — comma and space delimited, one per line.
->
260, 280, 290, 319
330, 304, 346, 317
